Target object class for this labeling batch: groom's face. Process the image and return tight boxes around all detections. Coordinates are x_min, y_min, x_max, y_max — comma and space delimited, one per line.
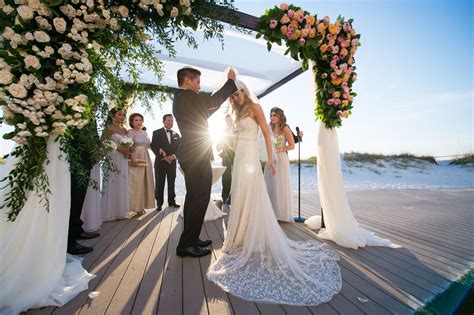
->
185, 75, 201, 94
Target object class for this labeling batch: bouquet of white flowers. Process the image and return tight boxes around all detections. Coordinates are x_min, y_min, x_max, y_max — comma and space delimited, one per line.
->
120, 137, 134, 147
273, 135, 285, 150
103, 139, 117, 152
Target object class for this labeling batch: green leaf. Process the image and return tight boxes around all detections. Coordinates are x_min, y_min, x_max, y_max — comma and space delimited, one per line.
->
267, 41, 272, 52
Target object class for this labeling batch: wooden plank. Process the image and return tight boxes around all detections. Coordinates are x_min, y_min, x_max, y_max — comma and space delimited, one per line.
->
80, 213, 154, 314
199, 222, 234, 315
54, 218, 140, 314
156, 208, 183, 314
284, 224, 396, 315
105, 211, 165, 314
131, 208, 175, 314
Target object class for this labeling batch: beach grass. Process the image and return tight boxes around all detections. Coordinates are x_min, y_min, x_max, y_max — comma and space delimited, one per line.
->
449, 154, 474, 166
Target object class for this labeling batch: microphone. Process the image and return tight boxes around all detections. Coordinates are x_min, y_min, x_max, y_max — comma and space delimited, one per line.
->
296, 126, 301, 141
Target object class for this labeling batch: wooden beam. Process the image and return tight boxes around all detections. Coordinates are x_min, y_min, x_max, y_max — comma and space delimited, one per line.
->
204, 3, 260, 31
257, 67, 305, 99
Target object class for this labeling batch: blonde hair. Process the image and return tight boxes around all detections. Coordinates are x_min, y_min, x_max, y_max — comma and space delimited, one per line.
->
270, 107, 287, 131
229, 89, 253, 120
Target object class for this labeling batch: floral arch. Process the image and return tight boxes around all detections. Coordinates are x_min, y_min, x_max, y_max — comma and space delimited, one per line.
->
0, 1, 359, 220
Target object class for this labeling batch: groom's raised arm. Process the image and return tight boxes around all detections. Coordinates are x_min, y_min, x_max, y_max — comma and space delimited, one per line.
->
201, 79, 237, 114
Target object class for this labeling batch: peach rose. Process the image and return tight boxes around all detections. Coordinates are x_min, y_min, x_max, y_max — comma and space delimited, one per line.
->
280, 14, 290, 24
280, 3, 289, 11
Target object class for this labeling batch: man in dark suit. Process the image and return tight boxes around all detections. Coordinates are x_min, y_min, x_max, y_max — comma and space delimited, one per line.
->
173, 67, 237, 258
151, 114, 181, 212
67, 120, 101, 255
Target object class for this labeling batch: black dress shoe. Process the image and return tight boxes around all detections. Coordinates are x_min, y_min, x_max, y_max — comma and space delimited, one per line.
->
155, 206, 162, 212
198, 239, 212, 247
176, 246, 211, 257
77, 231, 100, 240
169, 203, 180, 208
67, 242, 93, 255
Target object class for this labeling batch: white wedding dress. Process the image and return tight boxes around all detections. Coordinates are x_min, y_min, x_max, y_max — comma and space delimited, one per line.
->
207, 117, 341, 305
0, 137, 95, 314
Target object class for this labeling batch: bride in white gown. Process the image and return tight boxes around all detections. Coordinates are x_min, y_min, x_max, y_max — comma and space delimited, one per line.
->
0, 137, 95, 314
207, 80, 342, 305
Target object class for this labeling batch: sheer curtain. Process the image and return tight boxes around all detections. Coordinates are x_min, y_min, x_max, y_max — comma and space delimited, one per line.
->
304, 63, 400, 250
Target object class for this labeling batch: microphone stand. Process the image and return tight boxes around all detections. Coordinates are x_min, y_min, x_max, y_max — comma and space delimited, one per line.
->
294, 127, 306, 223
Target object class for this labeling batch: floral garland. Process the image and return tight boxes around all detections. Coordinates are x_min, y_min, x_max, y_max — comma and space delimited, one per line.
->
257, 3, 361, 128
0, 0, 231, 221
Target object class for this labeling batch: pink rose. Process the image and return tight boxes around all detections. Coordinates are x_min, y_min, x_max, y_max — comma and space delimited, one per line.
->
288, 9, 294, 18
269, 20, 278, 29
305, 23, 312, 29
330, 60, 337, 68
287, 23, 295, 31
343, 22, 351, 31
297, 13, 304, 23
334, 99, 342, 105
321, 73, 328, 79
351, 38, 359, 46
280, 3, 289, 11
340, 63, 348, 71
332, 45, 340, 54
299, 38, 306, 46
327, 99, 335, 105
348, 67, 354, 73
343, 93, 350, 99
326, 34, 333, 41
337, 36, 344, 43
331, 72, 338, 80
332, 55, 339, 61
341, 81, 348, 88
286, 31, 294, 39
337, 110, 343, 116
324, 16, 330, 23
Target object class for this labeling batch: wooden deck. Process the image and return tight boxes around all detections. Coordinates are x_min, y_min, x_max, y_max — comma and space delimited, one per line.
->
28, 188, 474, 315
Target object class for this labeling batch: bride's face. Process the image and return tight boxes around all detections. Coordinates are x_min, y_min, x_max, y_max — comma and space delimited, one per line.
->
231, 89, 246, 106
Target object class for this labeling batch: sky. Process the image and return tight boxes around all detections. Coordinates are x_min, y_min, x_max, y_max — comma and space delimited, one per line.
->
1, 0, 473, 160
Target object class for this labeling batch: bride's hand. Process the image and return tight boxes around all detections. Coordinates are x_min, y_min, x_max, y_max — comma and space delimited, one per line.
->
227, 68, 236, 81
268, 161, 276, 175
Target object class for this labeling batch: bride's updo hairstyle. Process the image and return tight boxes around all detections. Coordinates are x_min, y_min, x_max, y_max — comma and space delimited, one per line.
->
229, 79, 255, 120
270, 107, 287, 130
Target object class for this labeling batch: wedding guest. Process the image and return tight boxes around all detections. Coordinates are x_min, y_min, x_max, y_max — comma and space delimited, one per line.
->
67, 120, 101, 255
101, 108, 131, 221
264, 107, 295, 222
217, 114, 236, 206
128, 113, 155, 215
151, 114, 181, 212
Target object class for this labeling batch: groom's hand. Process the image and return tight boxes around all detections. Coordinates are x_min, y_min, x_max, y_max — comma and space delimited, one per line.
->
227, 68, 236, 81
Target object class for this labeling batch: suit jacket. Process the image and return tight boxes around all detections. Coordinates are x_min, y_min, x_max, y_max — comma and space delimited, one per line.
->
172, 79, 237, 163
151, 127, 181, 168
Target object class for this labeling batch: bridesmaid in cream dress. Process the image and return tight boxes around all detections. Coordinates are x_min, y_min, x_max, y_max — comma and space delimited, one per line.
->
128, 113, 155, 215
101, 108, 130, 221
264, 107, 295, 222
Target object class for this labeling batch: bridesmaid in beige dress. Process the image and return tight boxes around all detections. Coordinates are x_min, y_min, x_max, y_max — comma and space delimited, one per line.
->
264, 107, 295, 222
128, 113, 155, 215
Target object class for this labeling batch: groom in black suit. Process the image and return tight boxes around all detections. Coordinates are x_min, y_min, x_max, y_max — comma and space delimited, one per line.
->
151, 114, 181, 211
173, 67, 237, 257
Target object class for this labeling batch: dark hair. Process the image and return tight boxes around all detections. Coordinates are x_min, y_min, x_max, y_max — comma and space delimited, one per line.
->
129, 113, 144, 128
270, 107, 287, 130
177, 67, 201, 87
162, 114, 173, 122
106, 108, 124, 125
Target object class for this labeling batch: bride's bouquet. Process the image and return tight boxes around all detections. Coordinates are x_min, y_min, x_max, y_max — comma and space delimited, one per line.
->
120, 137, 134, 147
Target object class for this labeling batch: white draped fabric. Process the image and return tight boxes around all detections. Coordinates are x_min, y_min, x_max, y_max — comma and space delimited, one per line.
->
304, 122, 401, 249
80, 163, 102, 232
0, 138, 95, 314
